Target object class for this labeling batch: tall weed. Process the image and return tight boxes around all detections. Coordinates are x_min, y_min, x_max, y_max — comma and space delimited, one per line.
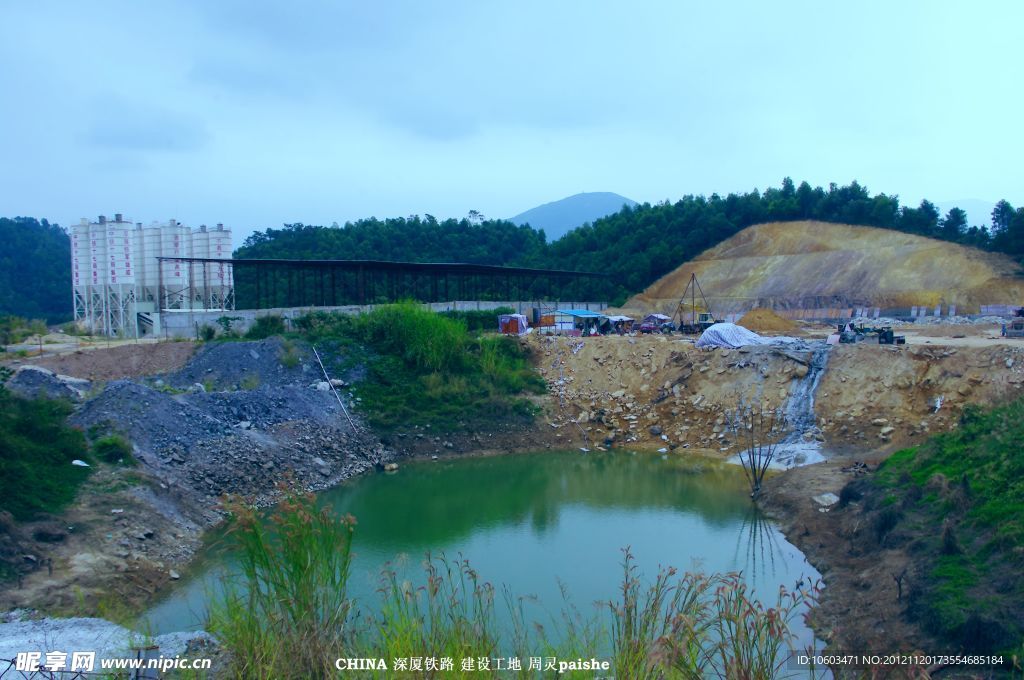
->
207, 486, 356, 679
210, 492, 817, 679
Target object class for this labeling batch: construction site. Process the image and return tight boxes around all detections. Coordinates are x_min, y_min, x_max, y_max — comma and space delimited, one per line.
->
3, 218, 1024, 674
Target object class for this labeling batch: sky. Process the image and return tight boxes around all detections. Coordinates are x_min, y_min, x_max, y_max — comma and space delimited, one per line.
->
1, 1, 1022, 247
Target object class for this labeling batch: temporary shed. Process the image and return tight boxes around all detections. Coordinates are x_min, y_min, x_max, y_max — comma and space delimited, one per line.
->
498, 313, 530, 336
555, 309, 608, 336
642, 313, 672, 324
606, 314, 635, 332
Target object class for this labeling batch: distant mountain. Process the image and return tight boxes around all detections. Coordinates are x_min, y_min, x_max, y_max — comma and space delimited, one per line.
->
509, 192, 638, 241
935, 199, 996, 229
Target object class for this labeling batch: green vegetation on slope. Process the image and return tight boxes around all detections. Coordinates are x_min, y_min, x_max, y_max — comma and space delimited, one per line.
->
290, 303, 546, 430
0, 217, 72, 323
0, 386, 91, 520
235, 180, 1024, 305
874, 397, 1024, 653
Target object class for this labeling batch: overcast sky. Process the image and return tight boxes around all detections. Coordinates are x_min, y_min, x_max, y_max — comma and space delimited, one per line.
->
1, 1, 1021, 247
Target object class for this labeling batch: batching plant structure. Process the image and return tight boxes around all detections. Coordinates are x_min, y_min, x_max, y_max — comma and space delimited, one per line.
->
71, 214, 233, 336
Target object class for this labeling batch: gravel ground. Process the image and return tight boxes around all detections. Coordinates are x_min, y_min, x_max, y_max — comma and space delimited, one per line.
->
5, 365, 91, 402
70, 340, 391, 525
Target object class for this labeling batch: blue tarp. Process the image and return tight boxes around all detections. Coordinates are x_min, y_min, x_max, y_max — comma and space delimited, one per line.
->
556, 309, 607, 318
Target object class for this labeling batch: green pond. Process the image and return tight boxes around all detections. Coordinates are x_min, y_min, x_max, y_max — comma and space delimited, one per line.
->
144, 450, 820, 649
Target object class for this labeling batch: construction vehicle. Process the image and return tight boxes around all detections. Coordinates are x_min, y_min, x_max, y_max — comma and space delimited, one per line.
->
673, 274, 719, 334
838, 323, 905, 345
1007, 309, 1024, 338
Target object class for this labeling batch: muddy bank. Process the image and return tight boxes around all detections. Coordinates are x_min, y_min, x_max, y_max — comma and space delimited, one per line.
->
758, 459, 939, 656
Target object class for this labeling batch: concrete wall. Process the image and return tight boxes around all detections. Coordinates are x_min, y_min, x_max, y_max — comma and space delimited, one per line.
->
155, 300, 608, 338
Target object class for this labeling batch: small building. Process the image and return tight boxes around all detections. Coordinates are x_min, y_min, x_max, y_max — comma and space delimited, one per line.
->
555, 309, 608, 336
498, 313, 530, 336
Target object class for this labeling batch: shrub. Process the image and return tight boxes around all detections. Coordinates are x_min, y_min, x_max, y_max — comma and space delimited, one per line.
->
246, 315, 286, 340
92, 434, 135, 465
199, 324, 216, 342
0, 390, 90, 519
355, 301, 468, 373
288, 304, 545, 430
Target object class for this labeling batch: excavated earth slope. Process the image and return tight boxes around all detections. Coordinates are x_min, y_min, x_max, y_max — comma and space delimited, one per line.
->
627, 221, 1024, 316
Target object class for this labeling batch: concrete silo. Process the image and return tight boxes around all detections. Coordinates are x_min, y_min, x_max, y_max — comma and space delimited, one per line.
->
71, 215, 233, 336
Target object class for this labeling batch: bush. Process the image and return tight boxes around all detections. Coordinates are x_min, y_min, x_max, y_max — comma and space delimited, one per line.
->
246, 315, 287, 340
92, 434, 135, 465
289, 304, 544, 430
199, 324, 216, 341
355, 301, 468, 373
0, 390, 90, 519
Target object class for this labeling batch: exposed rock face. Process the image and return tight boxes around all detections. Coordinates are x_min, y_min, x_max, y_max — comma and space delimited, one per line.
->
528, 333, 1024, 455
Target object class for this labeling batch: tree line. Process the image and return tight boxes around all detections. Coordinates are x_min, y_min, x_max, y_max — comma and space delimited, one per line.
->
0, 217, 72, 323
237, 179, 1024, 303
3, 179, 1023, 323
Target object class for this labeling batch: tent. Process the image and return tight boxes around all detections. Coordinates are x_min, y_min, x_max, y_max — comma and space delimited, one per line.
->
498, 313, 530, 336
642, 313, 672, 324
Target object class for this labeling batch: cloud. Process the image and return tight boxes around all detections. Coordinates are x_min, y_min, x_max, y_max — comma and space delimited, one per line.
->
84, 105, 209, 152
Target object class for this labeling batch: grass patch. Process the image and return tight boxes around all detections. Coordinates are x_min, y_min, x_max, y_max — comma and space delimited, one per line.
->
0, 388, 90, 519
210, 486, 814, 679
441, 307, 515, 332
278, 339, 300, 369
291, 304, 545, 430
875, 397, 1024, 652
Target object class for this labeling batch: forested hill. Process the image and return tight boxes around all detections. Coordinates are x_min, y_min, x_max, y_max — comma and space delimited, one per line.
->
236, 215, 549, 265
238, 179, 1024, 304
0, 217, 71, 322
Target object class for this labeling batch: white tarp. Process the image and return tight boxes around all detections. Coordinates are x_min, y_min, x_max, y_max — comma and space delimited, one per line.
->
695, 322, 801, 349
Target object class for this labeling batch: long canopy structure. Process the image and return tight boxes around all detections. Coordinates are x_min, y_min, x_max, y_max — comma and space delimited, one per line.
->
156, 257, 608, 310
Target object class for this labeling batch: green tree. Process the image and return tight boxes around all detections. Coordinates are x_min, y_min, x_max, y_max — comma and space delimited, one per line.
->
991, 199, 1015, 235
941, 207, 968, 241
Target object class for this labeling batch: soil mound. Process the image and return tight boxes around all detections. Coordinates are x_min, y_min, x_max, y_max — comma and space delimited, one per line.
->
737, 308, 797, 333
628, 221, 1024, 316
